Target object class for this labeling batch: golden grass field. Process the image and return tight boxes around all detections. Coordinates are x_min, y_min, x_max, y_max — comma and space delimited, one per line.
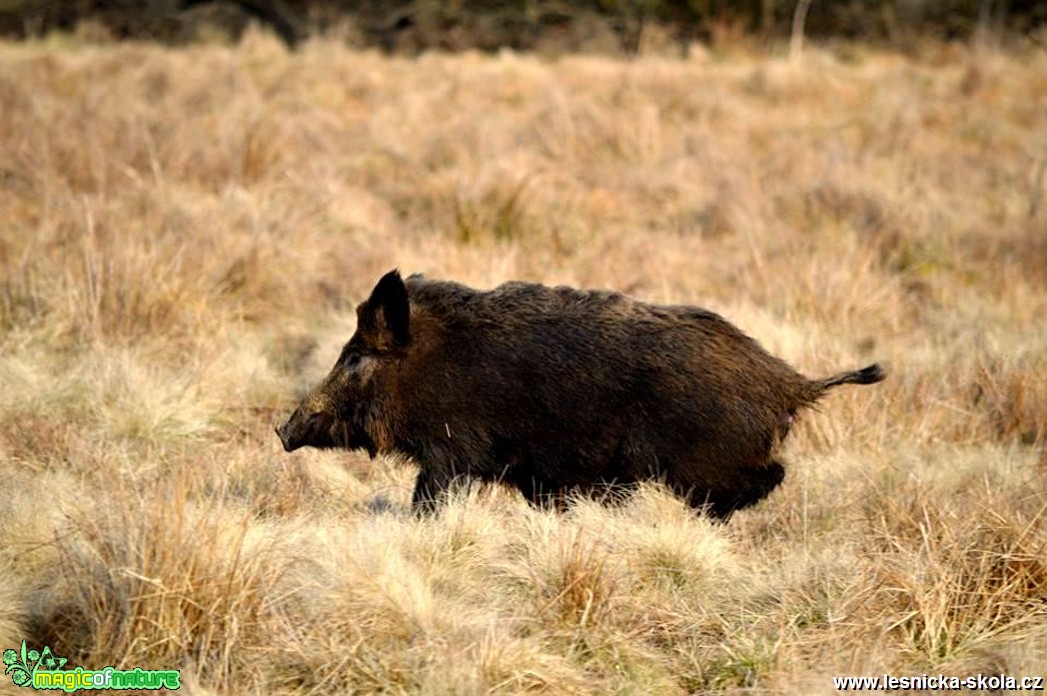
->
1, 29, 1045, 694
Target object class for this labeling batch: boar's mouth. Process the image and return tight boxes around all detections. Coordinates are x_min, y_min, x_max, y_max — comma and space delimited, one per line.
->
276, 408, 377, 457
276, 408, 329, 452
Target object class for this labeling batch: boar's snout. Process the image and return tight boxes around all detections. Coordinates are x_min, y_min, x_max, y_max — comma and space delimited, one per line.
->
275, 408, 303, 452
275, 423, 296, 452
276, 405, 330, 452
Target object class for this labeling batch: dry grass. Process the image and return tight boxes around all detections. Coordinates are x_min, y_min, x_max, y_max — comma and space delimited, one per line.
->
1, 29, 1046, 693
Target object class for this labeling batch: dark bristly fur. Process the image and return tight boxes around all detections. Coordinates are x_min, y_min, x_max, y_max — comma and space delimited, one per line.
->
276, 270, 886, 519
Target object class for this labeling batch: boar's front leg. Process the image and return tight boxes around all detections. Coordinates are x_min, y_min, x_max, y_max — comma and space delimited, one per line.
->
410, 463, 469, 514
411, 468, 443, 514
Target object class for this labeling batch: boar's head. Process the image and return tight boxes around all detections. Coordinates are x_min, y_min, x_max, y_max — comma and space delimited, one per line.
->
276, 270, 410, 457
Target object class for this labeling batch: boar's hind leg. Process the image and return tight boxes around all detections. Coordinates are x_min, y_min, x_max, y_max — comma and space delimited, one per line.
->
698, 460, 786, 521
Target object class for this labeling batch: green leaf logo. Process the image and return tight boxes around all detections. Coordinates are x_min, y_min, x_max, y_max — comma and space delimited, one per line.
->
1, 649, 17, 667
3, 641, 67, 688
38, 646, 66, 672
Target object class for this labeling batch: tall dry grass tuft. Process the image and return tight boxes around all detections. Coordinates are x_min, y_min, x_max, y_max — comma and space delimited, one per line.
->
531, 527, 617, 630
968, 356, 1047, 448
869, 488, 1047, 664
21, 468, 293, 682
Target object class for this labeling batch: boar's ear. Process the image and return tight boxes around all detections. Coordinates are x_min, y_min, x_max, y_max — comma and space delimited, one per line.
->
358, 269, 410, 348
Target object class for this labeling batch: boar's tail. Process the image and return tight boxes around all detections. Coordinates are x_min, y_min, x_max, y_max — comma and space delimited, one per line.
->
813, 363, 886, 393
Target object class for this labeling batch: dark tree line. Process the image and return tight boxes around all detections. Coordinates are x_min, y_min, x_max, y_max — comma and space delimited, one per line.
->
0, 1, 1043, 50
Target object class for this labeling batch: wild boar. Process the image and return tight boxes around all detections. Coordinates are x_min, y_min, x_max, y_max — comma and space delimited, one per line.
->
276, 270, 885, 519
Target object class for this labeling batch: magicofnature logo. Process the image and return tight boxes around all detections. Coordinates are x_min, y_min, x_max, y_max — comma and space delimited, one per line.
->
4, 641, 180, 691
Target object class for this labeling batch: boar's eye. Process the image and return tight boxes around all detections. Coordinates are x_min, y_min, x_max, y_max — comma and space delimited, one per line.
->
337, 344, 361, 368
338, 348, 365, 372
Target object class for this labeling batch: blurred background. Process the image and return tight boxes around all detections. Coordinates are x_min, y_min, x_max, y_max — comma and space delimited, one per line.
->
2, 0, 1045, 52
